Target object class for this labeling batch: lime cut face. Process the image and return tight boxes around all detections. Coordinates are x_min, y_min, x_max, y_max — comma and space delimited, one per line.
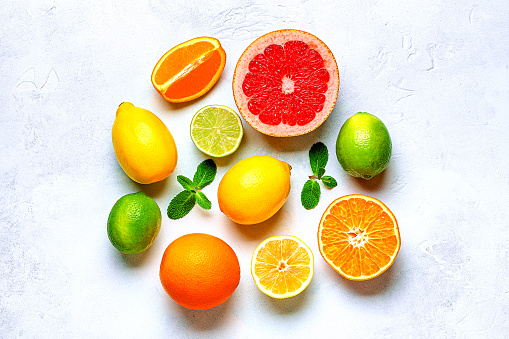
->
336, 112, 392, 180
190, 105, 243, 157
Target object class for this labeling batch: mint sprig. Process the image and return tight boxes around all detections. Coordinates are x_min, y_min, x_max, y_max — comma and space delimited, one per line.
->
193, 159, 216, 189
309, 142, 328, 175
301, 142, 338, 210
167, 159, 217, 219
177, 175, 194, 191
301, 179, 321, 210
167, 191, 196, 219
321, 176, 337, 189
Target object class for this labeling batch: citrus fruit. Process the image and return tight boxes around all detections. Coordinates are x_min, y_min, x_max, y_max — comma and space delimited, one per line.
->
151, 37, 226, 103
317, 194, 401, 281
159, 233, 240, 310
217, 155, 291, 225
251, 235, 314, 299
107, 192, 162, 254
233, 29, 340, 137
112, 102, 178, 184
336, 112, 392, 180
190, 105, 243, 157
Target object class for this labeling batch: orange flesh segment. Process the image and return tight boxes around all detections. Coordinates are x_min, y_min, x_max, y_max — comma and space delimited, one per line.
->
319, 196, 399, 279
254, 238, 311, 295
153, 40, 216, 86
164, 50, 223, 100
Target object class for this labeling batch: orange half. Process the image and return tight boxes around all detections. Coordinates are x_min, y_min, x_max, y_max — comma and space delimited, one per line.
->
318, 194, 400, 281
151, 37, 226, 103
251, 235, 314, 299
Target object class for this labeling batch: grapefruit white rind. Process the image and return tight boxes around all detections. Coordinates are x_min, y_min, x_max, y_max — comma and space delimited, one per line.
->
233, 29, 340, 137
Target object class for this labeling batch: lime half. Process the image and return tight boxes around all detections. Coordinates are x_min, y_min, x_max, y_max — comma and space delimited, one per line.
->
190, 105, 243, 157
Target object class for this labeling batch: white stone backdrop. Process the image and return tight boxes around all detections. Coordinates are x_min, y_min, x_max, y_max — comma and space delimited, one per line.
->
1, 0, 508, 337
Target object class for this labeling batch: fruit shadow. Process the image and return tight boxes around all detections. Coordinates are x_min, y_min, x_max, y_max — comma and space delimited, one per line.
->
134, 179, 169, 199
335, 255, 402, 296
115, 163, 169, 199
231, 207, 287, 241
260, 124, 326, 153
166, 294, 233, 330
266, 282, 313, 315
212, 147, 245, 169
351, 166, 389, 192
112, 244, 155, 268
153, 92, 198, 112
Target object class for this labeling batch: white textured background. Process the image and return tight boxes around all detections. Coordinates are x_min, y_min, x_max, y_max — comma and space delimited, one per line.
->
1, 0, 508, 338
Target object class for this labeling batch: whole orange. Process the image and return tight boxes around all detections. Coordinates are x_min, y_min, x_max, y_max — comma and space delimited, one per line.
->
159, 233, 241, 310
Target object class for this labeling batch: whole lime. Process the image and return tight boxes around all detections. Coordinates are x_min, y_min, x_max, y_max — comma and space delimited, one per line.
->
336, 112, 392, 180
107, 192, 162, 254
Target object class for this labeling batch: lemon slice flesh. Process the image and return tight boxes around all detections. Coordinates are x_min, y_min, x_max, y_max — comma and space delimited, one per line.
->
251, 235, 314, 299
190, 105, 244, 157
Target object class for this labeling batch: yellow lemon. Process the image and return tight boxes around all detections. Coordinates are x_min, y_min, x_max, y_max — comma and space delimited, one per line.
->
218, 155, 291, 225
112, 102, 178, 184
251, 235, 314, 298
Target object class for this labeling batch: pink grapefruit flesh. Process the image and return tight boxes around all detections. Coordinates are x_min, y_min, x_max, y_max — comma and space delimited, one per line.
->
233, 29, 340, 137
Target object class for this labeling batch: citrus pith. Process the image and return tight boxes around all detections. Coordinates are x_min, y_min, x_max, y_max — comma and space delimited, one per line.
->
190, 105, 243, 157
151, 37, 226, 103
251, 235, 314, 299
318, 194, 400, 281
233, 29, 340, 137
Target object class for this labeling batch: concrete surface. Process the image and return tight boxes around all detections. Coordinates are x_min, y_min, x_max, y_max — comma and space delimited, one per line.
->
1, 0, 508, 338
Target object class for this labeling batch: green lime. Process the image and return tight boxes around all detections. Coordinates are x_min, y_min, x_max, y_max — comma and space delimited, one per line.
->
190, 105, 243, 157
107, 192, 162, 254
336, 112, 392, 180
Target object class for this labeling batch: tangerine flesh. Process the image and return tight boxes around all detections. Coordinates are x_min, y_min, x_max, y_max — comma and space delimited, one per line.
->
318, 194, 400, 281
152, 37, 226, 103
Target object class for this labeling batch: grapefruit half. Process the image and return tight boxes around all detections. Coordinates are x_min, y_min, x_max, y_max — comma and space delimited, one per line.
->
233, 29, 340, 137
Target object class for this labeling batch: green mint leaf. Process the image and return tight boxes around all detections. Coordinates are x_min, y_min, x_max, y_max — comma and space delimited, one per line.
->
309, 142, 328, 176
167, 190, 196, 220
317, 167, 326, 180
321, 176, 338, 189
193, 159, 217, 190
301, 179, 321, 210
195, 191, 212, 210
177, 175, 195, 191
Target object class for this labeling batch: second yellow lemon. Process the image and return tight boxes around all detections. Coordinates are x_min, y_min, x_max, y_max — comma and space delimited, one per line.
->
112, 102, 178, 184
218, 155, 291, 225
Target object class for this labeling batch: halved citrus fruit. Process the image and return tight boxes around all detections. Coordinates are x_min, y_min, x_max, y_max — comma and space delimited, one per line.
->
151, 37, 226, 103
251, 235, 314, 299
233, 29, 340, 137
318, 194, 400, 281
190, 105, 243, 157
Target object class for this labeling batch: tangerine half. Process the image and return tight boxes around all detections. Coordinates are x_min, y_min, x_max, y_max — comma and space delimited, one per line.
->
318, 194, 401, 281
151, 37, 226, 103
